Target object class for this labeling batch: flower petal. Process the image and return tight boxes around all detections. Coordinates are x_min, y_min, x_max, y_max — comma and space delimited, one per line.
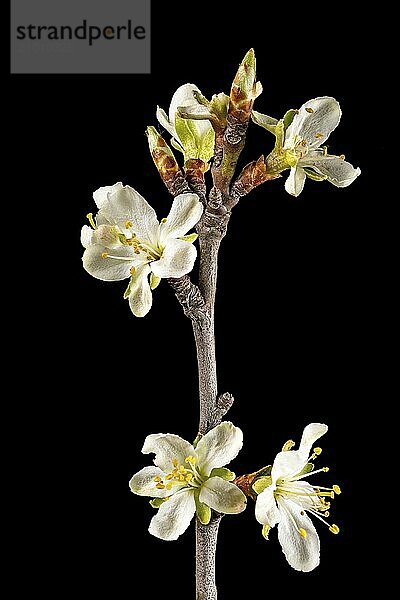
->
148, 489, 196, 541
284, 167, 306, 197
302, 155, 361, 188
128, 264, 152, 317
277, 498, 320, 572
199, 477, 247, 514
151, 239, 197, 279
142, 433, 195, 472
156, 106, 175, 137
271, 450, 308, 483
160, 193, 203, 242
98, 184, 159, 246
93, 182, 123, 210
255, 486, 280, 527
81, 225, 93, 248
169, 83, 212, 138
196, 422, 243, 476
82, 244, 135, 281
285, 97, 341, 149
299, 423, 328, 458
129, 466, 170, 498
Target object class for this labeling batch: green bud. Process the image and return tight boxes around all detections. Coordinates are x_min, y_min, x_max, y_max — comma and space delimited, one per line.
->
283, 109, 298, 132
235, 48, 257, 99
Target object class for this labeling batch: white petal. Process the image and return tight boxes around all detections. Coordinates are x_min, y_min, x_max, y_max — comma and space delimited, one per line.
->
299, 423, 328, 458
285, 97, 341, 149
128, 264, 152, 317
271, 450, 308, 483
302, 155, 361, 188
199, 477, 247, 514
142, 433, 195, 472
99, 184, 159, 246
151, 239, 197, 279
284, 167, 306, 197
160, 193, 203, 242
82, 244, 134, 281
148, 489, 196, 541
129, 466, 170, 498
277, 498, 320, 572
156, 106, 175, 137
196, 422, 243, 477
169, 83, 212, 138
81, 225, 93, 248
93, 182, 123, 210
255, 486, 280, 527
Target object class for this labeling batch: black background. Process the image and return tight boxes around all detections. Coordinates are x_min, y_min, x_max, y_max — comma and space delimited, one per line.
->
13, 4, 383, 596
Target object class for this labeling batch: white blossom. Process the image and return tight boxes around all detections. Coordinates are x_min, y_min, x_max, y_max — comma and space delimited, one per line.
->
255, 423, 341, 572
156, 84, 215, 163
81, 183, 203, 317
130, 422, 246, 540
283, 97, 361, 196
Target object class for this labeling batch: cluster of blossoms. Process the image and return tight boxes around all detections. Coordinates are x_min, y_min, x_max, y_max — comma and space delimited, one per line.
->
130, 422, 341, 572
82, 79, 359, 318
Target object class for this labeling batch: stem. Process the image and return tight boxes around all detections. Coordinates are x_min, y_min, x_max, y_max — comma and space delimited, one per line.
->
196, 515, 222, 600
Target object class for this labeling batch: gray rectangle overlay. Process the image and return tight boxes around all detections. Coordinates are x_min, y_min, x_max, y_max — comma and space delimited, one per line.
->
11, 0, 151, 74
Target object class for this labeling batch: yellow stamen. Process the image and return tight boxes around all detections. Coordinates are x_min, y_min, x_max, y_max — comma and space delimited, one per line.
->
153, 476, 162, 482
315, 132, 323, 139
179, 474, 185, 482
322, 467, 329, 472
282, 440, 295, 452
185, 473, 193, 481
172, 459, 178, 468
299, 528, 307, 538
305, 107, 314, 113
165, 474, 173, 480
313, 447, 322, 455
329, 524, 340, 534
130, 266, 136, 275
324, 511, 330, 517
161, 218, 167, 223
185, 456, 197, 465
86, 213, 96, 229
179, 465, 186, 473
125, 220, 133, 229
101, 252, 108, 259
166, 483, 173, 490
333, 485, 341, 495
339, 154, 345, 161
156, 483, 165, 490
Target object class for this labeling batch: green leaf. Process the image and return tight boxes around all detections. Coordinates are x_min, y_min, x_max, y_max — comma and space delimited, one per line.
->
252, 476, 273, 495
303, 168, 327, 182
262, 524, 271, 540
194, 489, 211, 525
180, 233, 198, 244
297, 462, 315, 476
274, 120, 285, 150
149, 497, 169, 509
199, 127, 215, 163
256, 465, 272, 477
209, 468, 235, 482
283, 109, 298, 131
150, 273, 161, 290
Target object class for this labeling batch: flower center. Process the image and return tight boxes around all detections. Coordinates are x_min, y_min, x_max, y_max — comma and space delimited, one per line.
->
153, 456, 204, 491
274, 446, 341, 537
